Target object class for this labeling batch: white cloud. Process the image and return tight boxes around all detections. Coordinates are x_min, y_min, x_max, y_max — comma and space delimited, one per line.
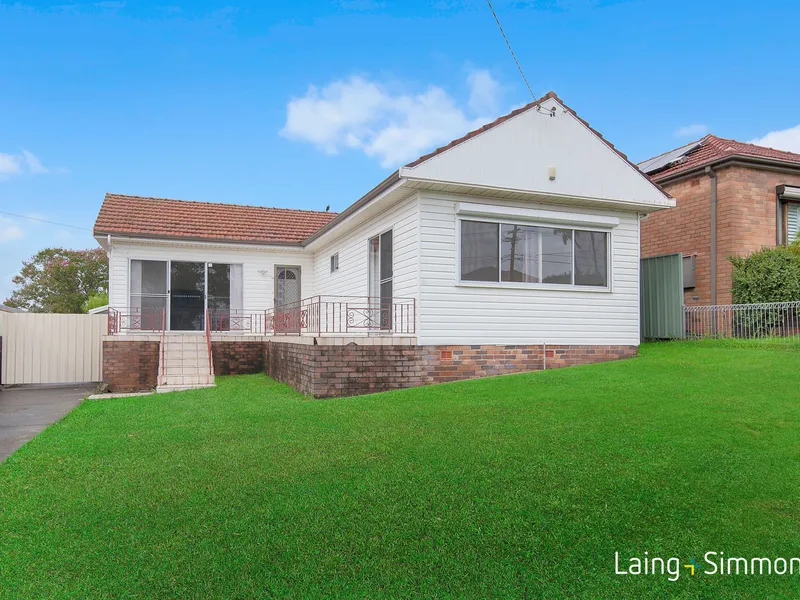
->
0, 150, 52, 179
750, 124, 800, 154
674, 124, 708, 138
22, 150, 49, 174
0, 153, 23, 178
0, 217, 24, 243
280, 69, 504, 168
467, 69, 501, 115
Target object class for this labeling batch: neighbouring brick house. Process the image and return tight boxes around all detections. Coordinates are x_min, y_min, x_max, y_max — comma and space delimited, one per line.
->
640, 135, 800, 305
95, 92, 674, 397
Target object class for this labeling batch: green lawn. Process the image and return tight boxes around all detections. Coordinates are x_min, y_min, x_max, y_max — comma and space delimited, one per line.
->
2, 341, 800, 599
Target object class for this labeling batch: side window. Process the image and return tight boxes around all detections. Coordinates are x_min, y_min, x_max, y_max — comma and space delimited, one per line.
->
330, 253, 339, 273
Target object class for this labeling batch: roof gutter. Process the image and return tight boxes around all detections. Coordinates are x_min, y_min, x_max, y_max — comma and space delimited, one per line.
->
93, 231, 306, 249
653, 155, 800, 186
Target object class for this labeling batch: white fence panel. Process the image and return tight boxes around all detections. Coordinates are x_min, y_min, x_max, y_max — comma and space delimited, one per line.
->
0, 313, 106, 385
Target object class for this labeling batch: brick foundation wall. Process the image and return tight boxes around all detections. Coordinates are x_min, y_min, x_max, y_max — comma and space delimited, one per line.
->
265, 342, 637, 398
211, 341, 267, 376
641, 165, 800, 305
424, 344, 637, 383
266, 342, 315, 394
103, 340, 159, 392
313, 344, 427, 397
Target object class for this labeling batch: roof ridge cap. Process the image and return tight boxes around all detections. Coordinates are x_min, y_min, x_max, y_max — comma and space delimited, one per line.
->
103, 193, 338, 215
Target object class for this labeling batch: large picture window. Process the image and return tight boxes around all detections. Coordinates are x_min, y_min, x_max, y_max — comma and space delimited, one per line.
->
460, 219, 610, 288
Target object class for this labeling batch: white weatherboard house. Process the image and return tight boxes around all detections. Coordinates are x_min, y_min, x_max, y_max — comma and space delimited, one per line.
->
95, 92, 674, 397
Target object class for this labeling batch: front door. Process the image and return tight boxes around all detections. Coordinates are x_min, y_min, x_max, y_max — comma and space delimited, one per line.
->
170, 261, 206, 331
275, 266, 301, 333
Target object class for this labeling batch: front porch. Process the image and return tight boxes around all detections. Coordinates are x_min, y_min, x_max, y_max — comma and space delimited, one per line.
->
101, 296, 418, 394
107, 295, 417, 339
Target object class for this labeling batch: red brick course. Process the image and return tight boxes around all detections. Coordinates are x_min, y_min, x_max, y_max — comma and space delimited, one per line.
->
103, 340, 159, 392
266, 342, 637, 398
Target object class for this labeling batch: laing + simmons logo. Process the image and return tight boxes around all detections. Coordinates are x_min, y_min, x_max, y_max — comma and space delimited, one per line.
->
615, 552, 800, 581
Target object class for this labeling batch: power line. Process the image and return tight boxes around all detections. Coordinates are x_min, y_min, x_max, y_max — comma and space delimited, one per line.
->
485, 0, 536, 100
0, 210, 93, 232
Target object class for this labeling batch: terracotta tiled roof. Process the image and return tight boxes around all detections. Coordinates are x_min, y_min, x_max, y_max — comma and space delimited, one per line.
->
94, 193, 338, 244
642, 134, 800, 181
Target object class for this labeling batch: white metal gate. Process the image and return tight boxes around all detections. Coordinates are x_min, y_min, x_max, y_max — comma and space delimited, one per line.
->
0, 313, 106, 385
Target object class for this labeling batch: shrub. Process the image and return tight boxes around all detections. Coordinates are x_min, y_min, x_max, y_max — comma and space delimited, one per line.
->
730, 246, 800, 304
82, 292, 109, 313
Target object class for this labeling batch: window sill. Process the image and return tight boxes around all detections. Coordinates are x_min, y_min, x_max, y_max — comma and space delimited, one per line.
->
455, 281, 613, 293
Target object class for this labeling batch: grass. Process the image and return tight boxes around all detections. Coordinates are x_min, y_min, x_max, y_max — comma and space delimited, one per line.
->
1, 341, 800, 599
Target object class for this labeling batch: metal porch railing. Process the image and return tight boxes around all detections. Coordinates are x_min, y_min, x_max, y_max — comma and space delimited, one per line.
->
206, 296, 417, 336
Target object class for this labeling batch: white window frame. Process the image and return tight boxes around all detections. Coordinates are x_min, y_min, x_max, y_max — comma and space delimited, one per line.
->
330, 252, 339, 274
455, 216, 613, 293
367, 228, 394, 297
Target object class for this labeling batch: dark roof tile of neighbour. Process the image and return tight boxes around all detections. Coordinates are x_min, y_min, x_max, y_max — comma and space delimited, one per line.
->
641, 134, 800, 181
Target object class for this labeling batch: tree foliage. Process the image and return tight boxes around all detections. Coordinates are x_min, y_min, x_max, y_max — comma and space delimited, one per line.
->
4, 248, 108, 313
729, 242, 800, 304
82, 291, 109, 313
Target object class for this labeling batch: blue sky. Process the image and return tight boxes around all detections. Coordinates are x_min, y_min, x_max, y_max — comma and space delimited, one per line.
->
2, 0, 799, 301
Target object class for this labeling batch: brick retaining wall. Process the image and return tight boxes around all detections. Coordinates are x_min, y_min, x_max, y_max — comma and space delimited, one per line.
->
211, 341, 267, 376
101, 339, 638, 397
103, 340, 159, 392
265, 342, 637, 398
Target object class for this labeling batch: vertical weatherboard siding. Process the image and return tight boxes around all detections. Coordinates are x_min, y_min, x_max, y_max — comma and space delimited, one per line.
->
417, 193, 642, 346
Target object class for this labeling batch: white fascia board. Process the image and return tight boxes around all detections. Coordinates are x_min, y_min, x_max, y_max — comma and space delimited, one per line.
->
455, 202, 620, 228
303, 178, 411, 252
405, 176, 676, 211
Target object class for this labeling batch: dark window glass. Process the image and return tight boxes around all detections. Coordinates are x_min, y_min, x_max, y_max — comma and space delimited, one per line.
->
207, 263, 231, 311
501, 225, 572, 284
170, 261, 205, 331
137, 260, 167, 295
380, 231, 393, 281
542, 228, 573, 284
461, 220, 499, 282
574, 231, 608, 286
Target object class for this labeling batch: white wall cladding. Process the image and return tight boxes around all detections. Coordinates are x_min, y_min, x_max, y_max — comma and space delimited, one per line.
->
108, 240, 314, 310
312, 195, 420, 300
417, 192, 641, 346
401, 98, 672, 209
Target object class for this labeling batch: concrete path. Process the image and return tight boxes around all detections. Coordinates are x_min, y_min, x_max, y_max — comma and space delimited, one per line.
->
0, 384, 94, 462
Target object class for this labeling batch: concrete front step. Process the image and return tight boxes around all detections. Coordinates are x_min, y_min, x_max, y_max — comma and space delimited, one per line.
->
157, 374, 214, 386
156, 383, 216, 394
157, 333, 215, 390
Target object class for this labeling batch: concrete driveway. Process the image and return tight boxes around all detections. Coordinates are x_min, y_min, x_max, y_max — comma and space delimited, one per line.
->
0, 384, 94, 462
